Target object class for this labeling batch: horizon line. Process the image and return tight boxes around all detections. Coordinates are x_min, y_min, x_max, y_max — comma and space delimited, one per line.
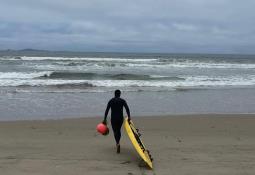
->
0, 48, 255, 56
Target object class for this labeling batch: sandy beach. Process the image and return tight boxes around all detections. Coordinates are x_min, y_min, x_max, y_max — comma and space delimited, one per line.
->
0, 114, 255, 175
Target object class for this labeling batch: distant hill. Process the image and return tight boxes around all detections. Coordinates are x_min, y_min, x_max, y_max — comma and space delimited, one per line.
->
1, 49, 252, 58
0, 49, 98, 57
0, 49, 171, 58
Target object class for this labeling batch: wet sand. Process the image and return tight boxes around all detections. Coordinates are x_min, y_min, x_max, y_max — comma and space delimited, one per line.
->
0, 114, 255, 175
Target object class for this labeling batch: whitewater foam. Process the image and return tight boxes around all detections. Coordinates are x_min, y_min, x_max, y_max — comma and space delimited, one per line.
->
1, 54, 255, 92
16, 56, 158, 62
0, 71, 52, 79
1, 75, 254, 88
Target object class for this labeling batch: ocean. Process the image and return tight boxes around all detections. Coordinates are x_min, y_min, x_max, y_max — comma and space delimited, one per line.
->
1, 51, 255, 120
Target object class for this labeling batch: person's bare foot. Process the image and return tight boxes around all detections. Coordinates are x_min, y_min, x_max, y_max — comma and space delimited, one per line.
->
117, 144, 120, 154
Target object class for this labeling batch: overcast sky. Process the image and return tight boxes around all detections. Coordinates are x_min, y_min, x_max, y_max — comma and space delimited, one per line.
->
0, 0, 255, 54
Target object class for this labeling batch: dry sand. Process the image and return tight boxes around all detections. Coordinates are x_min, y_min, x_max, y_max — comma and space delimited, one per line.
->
0, 114, 255, 175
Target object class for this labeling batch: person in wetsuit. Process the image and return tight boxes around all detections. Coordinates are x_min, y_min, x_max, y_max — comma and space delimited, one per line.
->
103, 90, 131, 153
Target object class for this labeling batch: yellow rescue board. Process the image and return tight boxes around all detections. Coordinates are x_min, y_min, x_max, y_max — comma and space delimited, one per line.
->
124, 118, 153, 169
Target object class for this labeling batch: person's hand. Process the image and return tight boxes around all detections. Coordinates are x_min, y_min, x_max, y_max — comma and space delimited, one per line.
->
102, 119, 107, 125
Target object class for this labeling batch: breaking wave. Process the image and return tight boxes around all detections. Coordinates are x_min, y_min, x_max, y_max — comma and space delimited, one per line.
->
2, 56, 255, 69
1, 74, 255, 89
1, 54, 255, 92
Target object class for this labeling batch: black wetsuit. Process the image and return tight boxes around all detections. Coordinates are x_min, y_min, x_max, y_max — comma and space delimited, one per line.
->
104, 97, 130, 144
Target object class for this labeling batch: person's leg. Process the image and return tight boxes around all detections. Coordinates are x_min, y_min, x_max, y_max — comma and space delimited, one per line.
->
111, 121, 122, 144
115, 126, 121, 154
111, 118, 123, 153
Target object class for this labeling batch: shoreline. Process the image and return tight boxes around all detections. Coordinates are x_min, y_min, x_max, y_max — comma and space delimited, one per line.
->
1, 88, 255, 121
1, 113, 255, 122
0, 114, 255, 174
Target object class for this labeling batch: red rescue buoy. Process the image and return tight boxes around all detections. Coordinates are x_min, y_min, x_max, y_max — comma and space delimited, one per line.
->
96, 123, 109, 135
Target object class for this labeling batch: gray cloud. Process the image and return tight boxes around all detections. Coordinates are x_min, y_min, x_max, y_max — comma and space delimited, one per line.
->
0, 0, 255, 53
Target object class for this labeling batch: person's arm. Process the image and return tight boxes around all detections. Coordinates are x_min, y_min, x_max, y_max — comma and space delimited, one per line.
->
103, 100, 111, 124
123, 100, 131, 121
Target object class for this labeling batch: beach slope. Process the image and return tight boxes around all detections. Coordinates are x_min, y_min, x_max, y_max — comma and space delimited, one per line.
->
0, 115, 255, 175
